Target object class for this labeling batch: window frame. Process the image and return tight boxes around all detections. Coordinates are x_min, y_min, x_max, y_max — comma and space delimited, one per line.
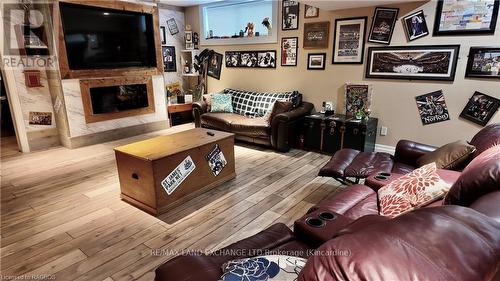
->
199, 0, 278, 46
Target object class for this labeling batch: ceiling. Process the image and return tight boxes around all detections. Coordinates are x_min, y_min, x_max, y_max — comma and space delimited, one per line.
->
300, 0, 426, 11
160, 0, 426, 9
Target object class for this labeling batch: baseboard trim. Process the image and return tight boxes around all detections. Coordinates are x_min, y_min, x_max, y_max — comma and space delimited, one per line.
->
375, 144, 396, 155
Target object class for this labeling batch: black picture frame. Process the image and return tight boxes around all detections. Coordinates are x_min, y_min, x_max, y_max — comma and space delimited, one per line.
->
162, 46, 176, 72
303, 21, 330, 49
403, 10, 429, 41
415, 90, 451, 125
460, 91, 500, 126
433, 0, 499, 36
160, 26, 166, 45
207, 52, 223, 80
465, 47, 500, 79
368, 7, 399, 44
281, 37, 298, 66
365, 45, 460, 81
225, 50, 277, 68
166, 18, 179, 35
282, 0, 299, 30
307, 53, 326, 70
332, 17, 367, 64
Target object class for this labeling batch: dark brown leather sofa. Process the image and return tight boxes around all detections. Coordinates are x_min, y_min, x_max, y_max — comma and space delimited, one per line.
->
318, 123, 500, 183
155, 135, 500, 280
192, 92, 314, 152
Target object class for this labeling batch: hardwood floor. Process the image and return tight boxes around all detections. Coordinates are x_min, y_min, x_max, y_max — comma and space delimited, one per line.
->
0, 124, 344, 280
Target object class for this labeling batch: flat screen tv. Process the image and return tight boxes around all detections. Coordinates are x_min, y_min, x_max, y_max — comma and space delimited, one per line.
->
59, 3, 156, 70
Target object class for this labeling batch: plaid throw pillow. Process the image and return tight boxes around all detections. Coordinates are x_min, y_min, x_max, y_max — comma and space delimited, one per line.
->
224, 89, 256, 117
253, 92, 297, 117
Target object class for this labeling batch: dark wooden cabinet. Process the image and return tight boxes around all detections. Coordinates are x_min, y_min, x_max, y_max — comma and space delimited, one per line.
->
303, 114, 378, 154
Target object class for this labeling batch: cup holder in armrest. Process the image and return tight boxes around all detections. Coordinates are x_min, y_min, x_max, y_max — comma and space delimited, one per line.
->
378, 172, 391, 177
305, 217, 325, 228
318, 211, 336, 221
374, 175, 388, 180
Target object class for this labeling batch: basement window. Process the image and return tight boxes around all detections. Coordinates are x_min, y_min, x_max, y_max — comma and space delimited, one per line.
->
200, 0, 278, 45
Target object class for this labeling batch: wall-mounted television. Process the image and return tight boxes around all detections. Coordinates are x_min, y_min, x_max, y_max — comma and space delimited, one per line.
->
59, 2, 157, 70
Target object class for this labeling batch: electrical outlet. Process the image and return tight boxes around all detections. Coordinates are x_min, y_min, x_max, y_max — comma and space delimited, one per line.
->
380, 126, 388, 136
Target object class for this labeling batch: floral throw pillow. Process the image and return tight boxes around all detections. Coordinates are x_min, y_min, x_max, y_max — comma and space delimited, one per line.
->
211, 93, 233, 113
378, 163, 451, 218
219, 255, 306, 281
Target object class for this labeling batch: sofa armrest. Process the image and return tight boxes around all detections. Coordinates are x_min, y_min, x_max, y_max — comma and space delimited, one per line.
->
393, 139, 437, 168
270, 102, 314, 152
192, 101, 208, 128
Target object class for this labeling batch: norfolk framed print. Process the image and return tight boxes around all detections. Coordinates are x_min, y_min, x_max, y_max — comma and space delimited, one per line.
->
403, 10, 429, 41
281, 37, 298, 66
465, 47, 500, 79
365, 45, 460, 81
433, 0, 499, 35
460, 91, 500, 126
332, 17, 367, 64
368, 7, 399, 44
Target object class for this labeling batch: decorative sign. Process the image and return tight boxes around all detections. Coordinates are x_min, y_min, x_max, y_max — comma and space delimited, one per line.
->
161, 156, 196, 195
206, 144, 227, 177
415, 90, 450, 125
166, 18, 179, 35
29, 111, 52, 125
281, 37, 298, 66
303, 21, 330, 49
345, 83, 372, 119
24, 70, 42, 87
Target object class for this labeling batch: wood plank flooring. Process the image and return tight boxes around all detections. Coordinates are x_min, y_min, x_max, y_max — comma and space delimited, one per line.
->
0, 124, 344, 280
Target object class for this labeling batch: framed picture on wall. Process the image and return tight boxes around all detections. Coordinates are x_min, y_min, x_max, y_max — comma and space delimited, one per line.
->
365, 45, 460, 81
207, 52, 223, 80
303, 21, 330, 49
281, 37, 298, 66
305, 5, 319, 18
415, 90, 450, 125
307, 53, 326, 70
160, 26, 166, 45
162, 46, 176, 72
332, 17, 367, 64
368, 7, 399, 44
433, 0, 499, 35
403, 10, 429, 41
166, 18, 179, 35
282, 0, 299, 30
225, 51, 276, 68
460, 91, 500, 126
465, 47, 500, 79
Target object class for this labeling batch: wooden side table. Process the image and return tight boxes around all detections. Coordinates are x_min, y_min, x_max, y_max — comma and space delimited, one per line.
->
168, 103, 193, 126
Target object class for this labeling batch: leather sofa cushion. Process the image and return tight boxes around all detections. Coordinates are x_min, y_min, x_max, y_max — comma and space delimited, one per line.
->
469, 123, 500, 159
318, 149, 393, 179
298, 206, 500, 281
416, 140, 476, 169
391, 162, 415, 174
231, 117, 270, 138
201, 113, 247, 132
470, 190, 500, 222
310, 184, 378, 220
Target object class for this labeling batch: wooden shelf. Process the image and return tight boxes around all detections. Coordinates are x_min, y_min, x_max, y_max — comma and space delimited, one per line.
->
182, 73, 199, 77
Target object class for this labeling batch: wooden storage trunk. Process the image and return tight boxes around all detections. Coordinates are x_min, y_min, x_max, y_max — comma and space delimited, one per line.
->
114, 128, 235, 216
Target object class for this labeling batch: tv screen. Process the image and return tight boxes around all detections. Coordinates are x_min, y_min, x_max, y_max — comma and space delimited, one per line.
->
59, 3, 156, 70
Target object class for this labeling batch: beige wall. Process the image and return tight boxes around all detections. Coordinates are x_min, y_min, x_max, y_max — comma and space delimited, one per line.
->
185, 1, 500, 147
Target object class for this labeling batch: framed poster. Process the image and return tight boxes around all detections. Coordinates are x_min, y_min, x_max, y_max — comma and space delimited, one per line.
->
281, 37, 298, 66
332, 17, 367, 64
403, 10, 429, 41
166, 18, 179, 35
160, 26, 166, 45
368, 7, 399, 44
365, 45, 460, 81
415, 90, 450, 125
307, 53, 326, 70
282, 0, 299, 30
303, 21, 330, 49
433, 0, 499, 35
225, 51, 276, 68
162, 46, 176, 72
460, 91, 499, 126
305, 5, 319, 18
345, 83, 372, 119
465, 47, 500, 79
207, 52, 223, 80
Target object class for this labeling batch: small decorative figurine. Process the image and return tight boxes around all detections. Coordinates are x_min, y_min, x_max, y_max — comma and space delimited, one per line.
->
246, 22, 254, 37
262, 17, 272, 33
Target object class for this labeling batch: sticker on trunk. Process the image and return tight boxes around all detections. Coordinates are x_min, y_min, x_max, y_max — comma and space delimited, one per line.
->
161, 156, 196, 195
206, 144, 227, 177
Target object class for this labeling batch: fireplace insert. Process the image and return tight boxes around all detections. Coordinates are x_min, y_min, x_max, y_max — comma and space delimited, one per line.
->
90, 84, 149, 114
